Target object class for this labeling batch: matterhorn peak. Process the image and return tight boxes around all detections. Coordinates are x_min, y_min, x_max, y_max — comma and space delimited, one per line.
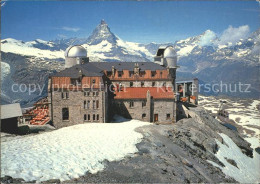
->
101, 19, 107, 25
86, 20, 118, 45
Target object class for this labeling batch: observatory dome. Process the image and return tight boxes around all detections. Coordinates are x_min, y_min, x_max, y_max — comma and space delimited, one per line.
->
64, 45, 87, 58
164, 46, 177, 58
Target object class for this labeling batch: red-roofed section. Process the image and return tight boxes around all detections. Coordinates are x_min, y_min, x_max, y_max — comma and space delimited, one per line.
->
114, 87, 175, 100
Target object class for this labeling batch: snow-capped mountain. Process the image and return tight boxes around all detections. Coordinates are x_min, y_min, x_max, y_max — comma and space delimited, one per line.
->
1, 20, 259, 105
64, 20, 158, 62
173, 29, 259, 98
87, 19, 118, 45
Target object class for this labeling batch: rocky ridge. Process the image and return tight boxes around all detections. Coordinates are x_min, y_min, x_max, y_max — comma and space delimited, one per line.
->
64, 107, 253, 183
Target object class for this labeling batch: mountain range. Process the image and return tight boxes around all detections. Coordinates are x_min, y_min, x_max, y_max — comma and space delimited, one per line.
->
1, 20, 259, 106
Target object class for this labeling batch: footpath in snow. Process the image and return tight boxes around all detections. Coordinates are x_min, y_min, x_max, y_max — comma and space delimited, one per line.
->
1, 117, 149, 182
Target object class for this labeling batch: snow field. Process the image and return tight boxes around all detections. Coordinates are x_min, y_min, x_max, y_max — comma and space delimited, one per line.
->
1, 119, 149, 182
207, 133, 260, 183
1, 38, 64, 59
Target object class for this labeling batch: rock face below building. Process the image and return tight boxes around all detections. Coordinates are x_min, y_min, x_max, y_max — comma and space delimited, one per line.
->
66, 106, 252, 183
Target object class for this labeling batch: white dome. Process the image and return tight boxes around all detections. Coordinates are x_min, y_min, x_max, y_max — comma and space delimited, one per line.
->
64, 45, 87, 58
164, 46, 177, 58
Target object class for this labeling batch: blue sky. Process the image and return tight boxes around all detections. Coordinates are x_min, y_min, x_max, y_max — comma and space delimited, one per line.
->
1, 1, 259, 43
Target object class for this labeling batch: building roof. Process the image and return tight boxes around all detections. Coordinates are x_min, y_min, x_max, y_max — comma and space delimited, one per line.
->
91, 62, 166, 71
51, 63, 104, 78
1, 103, 22, 120
51, 62, 166, 78
114, 87, 175, 100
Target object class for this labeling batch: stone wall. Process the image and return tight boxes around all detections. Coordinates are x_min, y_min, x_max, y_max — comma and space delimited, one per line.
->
112, 98, 176, 123
153, 99, 175, 123
49, 89, 106, 128
112, 100, 151, 122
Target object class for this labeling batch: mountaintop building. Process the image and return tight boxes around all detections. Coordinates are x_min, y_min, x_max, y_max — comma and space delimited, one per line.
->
48, 45, 198, 128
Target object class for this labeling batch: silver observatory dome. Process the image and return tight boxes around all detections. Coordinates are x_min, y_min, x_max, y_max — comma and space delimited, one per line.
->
64, 45, 89, 68
64, 45, 87, 58
154, 45, 177, 68
163, 46, 177, 58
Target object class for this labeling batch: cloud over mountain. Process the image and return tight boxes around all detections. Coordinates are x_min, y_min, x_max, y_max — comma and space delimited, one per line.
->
217, 25, 250, 45
199, 30, 217, 46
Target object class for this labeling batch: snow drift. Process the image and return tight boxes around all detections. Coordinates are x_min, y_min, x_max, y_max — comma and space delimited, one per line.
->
1, 118, 149, 182
208, 133, 260, 183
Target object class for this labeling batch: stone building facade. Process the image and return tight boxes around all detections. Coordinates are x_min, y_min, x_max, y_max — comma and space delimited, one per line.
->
48, 45, 180, 128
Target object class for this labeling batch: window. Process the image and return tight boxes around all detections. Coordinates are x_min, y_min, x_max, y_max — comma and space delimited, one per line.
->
88, 114, 90, 121
129, 71, 134, 77
129, 101, 134, 108
62, 92, 69, 99
107, 71, 112, 77
152, 82, 156, 87
71, 78, 81, 86
140, 71, 145, 77
93, 114, 96, 121
87, 100, 90, 109
97, 114, 99, 121
118, 71, 123, 77
160, 71, 163, 78
142, 113, 146, 119
166, 114, 171, 120
62, 108, 69, 121
93, 92, 96, 96
151, 71, 156, 77
84, 100, 86, 109
142, 101, 146, 107
96, 100, 99, 109
130, 82, 133, 87
162, 82, 166, 87
84, 91, 90, 96
92, 79, 96, 83
96, 92, 99, 96
84, 114, 87, 121
93, 100, 96, 109
141, 82, 144, 87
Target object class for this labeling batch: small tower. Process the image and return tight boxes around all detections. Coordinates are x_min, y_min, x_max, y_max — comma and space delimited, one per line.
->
64, 45, 89, 68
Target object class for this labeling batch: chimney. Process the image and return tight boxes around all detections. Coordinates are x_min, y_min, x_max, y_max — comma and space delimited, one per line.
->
134, 63, 140, 75
112, 66, 115, 77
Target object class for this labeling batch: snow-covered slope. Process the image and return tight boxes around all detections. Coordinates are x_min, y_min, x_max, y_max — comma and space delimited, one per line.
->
208, 133, 260, 183
1, 38, 64, 59
1, 62, 10, 81
1, 117, 149, 182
